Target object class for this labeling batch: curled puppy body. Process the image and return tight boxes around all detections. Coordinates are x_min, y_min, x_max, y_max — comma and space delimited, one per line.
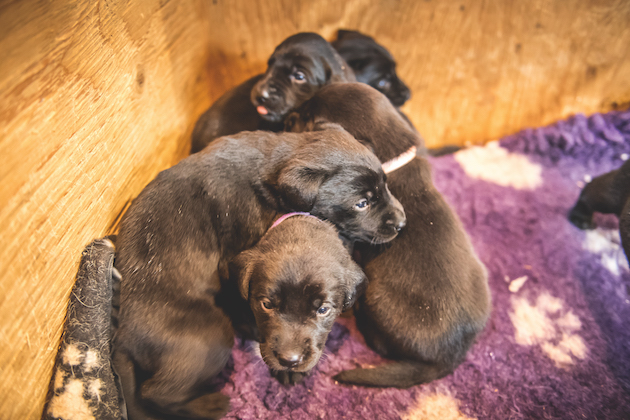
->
568, 159, 630, 262
191, 32, 355, 154
113, 127, 405, 419
287, 83, 491, 388
221, 213, 366, 385
332, 29, 410, 107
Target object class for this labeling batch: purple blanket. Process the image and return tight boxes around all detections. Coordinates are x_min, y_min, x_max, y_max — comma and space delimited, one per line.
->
220, 110, 630, 420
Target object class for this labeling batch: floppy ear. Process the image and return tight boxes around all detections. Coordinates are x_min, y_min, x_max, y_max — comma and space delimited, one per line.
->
229, 249, 259, 300
275, 161, 329, 212
342, 260, 368, 311
284, 112, 303, 132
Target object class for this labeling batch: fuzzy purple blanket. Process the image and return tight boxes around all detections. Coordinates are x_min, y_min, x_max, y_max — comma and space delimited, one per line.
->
44, 110, 630, 420
219, 110, 630, 419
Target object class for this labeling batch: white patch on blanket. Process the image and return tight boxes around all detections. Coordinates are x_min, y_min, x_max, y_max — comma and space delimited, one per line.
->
454, 141, 542, 189
404, 390, 476, 420
582, 228, 629, 275
508, 275, 528, 293
48, 379, 95, 420
510, 292, 587, 367
84, 350, 99, 372
62, 344, 84, 366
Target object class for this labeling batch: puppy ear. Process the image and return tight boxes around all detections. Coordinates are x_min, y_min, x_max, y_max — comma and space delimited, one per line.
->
276, 161, 329, 212
284, 112, 302, 132
229, 250, 259, 300
342, 260, 368, 311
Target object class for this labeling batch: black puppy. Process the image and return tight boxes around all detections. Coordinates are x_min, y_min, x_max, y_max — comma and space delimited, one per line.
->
224, 213, 366, 385
332, 29, 411, 107
113, 127, 405, 419
568, 159, 630, 263
191, 32, 355, 153
287, 83, 491, 388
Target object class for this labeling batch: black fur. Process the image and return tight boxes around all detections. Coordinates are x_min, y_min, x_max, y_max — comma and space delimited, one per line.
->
288, 83, 491, 388
332, 30, 410, 107
568, 159, 630, 263
113, 127, 405, 418
190, 32, 355, 154
225, 215, 366, 385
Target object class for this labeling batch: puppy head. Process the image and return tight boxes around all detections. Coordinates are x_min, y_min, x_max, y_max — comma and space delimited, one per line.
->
251, 32, 355, 123
231, 216, 366, 373
271, 128, 406, 244
332, 29, 411, 107
286, 83, 422, 163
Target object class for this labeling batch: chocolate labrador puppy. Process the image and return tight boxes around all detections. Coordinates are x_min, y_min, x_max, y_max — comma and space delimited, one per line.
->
113, 127, 405, 419
287, 83, 491, 388
569, 159, 630, 263
191, 32, 355, 153
332, 29, 411, 107
222, 213, 366, 386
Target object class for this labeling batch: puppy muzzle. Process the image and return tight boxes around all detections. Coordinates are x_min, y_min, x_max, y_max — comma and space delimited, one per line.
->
251, 78, 288, 122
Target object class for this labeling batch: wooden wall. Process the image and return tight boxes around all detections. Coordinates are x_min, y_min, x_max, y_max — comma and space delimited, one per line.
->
0, 0, 628, 417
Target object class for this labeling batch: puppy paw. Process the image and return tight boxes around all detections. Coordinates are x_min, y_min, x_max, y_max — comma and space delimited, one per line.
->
271, 370, 308, 385
568, 207, 596, 230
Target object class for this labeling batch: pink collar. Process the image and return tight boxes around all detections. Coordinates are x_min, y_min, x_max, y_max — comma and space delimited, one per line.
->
269, 212, 317, 230
381, 146, 417, 174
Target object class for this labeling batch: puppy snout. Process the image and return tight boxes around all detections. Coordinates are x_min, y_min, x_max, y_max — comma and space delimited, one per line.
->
386, 210, 407, 232
385, 194, 406, 232
275, 350, 303, 368
387, 216, 407, 232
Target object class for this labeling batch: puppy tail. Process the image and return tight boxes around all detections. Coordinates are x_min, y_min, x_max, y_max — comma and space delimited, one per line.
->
333, 360, 453, 388
427, 145, 461, 157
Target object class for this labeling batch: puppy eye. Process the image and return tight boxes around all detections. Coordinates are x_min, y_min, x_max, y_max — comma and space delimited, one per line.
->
317, 306, 330, 316
291, 71, 306, 83
261, 299, 273, 311
377, 78, 391, 89
354, 198, 369, 211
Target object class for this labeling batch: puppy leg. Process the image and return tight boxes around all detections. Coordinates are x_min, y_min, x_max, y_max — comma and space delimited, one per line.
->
112, 349, 159, 420
569, 169, 622, 229
139, 344, 231, 419
334, 360, 453, 389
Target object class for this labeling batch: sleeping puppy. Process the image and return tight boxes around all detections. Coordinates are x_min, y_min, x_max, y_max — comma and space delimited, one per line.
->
190, 32, 355, 153
568, 159, 630, 263
287, 83, 491, 388
113, 127, 405, 419
332, 29, 411, 107
222, 213, 366, 385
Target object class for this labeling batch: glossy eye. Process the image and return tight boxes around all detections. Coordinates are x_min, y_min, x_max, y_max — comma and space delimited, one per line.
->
377, 78, 391, 89
291, 71, 306, 83
354, 198, 369, 211
261, 299, 273, 311
317, 306, 330, 316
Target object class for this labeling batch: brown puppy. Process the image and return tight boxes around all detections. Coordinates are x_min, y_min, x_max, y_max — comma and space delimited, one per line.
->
113, 127, 405, 419
332, 29, 411, 107
569, 159, 630, 263
223, 213, 366, 386
191, 32, 355, 153
287, 83, 491, 388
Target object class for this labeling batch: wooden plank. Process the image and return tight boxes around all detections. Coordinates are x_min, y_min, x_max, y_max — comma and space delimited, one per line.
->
0, 0, 218, 416
1, 0, 629, 417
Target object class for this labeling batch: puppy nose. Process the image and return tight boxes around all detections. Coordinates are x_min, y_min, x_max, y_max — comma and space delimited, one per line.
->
276, 351, 303, 368
257, 95, 267, 104
386, 214, 407, 232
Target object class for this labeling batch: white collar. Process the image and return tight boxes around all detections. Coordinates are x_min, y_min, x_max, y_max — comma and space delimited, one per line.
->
381, 146, 417, 174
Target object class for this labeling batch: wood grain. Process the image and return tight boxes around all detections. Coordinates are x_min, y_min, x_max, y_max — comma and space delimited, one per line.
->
0, 0, 628, 417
